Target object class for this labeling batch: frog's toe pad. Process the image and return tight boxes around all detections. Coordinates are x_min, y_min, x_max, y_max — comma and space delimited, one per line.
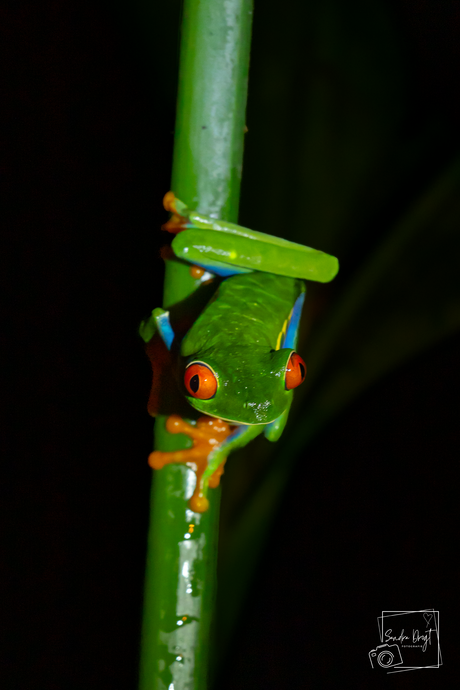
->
189, 494, 209, 513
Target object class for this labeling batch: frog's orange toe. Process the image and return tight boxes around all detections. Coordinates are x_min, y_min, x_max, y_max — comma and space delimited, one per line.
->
189, 493, 209, 513
161, 192, 187, 234
148, 451, 167, 470
165, 414, 187, 434
162, 190, 176, 213
189, 265, 206, 279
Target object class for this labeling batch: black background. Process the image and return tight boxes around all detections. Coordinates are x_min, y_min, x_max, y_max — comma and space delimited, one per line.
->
3, 1, 460, 688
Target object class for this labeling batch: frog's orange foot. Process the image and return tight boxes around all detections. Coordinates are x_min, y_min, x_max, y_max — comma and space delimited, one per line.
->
148, 415, 233, 512
162, 191, 188, 234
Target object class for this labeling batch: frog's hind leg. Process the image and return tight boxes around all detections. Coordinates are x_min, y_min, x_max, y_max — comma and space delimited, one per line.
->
178, 255, 253, 278
162, 191, 253, 277
163, 191, 339, 282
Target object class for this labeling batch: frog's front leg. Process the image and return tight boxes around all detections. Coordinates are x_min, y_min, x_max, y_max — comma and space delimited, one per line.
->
148, 416, 262, 512
148, 415, 233, 513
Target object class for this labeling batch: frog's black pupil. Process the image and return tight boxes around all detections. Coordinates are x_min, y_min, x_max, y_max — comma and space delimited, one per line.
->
190, 374, 200, 393
299, 362, 306, 380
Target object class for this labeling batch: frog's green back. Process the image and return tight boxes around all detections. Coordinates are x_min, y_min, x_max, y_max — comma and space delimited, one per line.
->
181, 273, 304, 356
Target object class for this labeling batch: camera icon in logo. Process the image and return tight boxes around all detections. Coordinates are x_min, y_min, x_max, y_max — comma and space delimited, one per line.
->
369, 643, 403, 669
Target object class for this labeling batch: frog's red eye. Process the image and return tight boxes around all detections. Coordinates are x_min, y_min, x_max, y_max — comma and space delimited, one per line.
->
285, 352, 306, 390
184, 363, 218, 399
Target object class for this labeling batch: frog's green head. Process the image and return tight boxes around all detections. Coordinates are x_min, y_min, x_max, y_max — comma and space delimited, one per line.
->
181, 346, 306, 425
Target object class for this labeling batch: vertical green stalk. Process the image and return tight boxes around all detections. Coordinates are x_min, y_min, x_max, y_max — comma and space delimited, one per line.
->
139, 2, 253, 689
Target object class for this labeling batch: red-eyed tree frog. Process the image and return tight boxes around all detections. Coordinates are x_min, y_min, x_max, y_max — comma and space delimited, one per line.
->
140, 192, 339, 512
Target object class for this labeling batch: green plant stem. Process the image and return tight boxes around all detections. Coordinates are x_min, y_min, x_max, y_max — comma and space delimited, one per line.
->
139, 2, 253, 689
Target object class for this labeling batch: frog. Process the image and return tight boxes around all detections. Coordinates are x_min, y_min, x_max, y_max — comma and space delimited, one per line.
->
140, 192, 339, 512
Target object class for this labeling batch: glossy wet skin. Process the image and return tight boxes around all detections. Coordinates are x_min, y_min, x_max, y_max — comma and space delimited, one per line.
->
182, 345, 295, 425
180, 271, 304, 424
